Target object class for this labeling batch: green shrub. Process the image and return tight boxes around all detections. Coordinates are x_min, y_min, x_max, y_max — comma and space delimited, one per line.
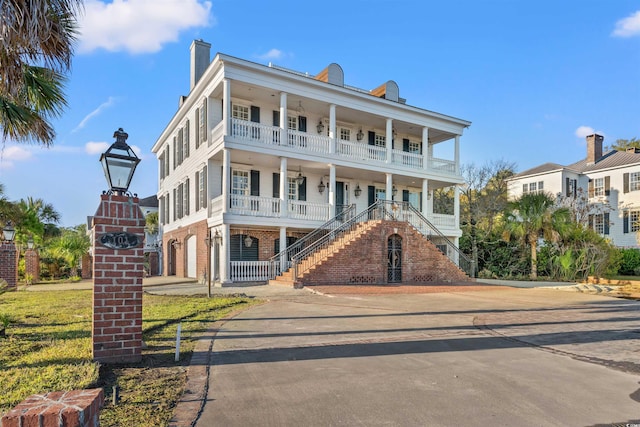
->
617, 248, 640, 276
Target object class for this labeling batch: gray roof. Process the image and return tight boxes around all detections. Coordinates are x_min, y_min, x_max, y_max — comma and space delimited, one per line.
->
139, 195, 159, 208
513, 151, 640, 179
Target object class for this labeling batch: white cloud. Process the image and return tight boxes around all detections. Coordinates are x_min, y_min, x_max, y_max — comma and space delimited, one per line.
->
258, 49, 284, 61
73, 97, 117, 132
78, 0, 213, 54
612, 10, 640, 37
0, 145, 33, 169
85, 141, 110, 155
575, 126, 595, 138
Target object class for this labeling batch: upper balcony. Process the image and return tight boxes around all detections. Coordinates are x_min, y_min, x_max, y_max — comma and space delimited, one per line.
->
213, 118, 458, 177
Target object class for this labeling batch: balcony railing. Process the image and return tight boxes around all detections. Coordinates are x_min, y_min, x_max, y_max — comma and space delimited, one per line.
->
227, 118, 458, 175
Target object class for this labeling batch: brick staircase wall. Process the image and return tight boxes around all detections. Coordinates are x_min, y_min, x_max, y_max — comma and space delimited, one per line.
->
295, 220, 470, 286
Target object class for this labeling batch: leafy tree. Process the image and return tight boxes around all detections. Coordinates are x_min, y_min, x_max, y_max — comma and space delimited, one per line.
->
0, 0, 83, 145
49, 225, 90, 277
15, 197, 61, 245
460, 160, 516, 274
606, 137, 640, 152
502, 192, 571, 279
145, 212, 159, 235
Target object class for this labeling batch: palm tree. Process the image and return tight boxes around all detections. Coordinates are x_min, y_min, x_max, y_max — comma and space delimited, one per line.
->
0, 0, 83, 145
50, 225, 90, 277
15, 197, 61, 244
502, 192, 571, 279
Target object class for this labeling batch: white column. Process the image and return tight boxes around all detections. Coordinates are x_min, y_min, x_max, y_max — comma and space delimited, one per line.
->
279, 92, 287, 146
220, 222, 231, 284
279, 227, 287, 253
223, 79, 231, 136
329, 164, 336, 218
386, 173, 393, 201
422, 127, 429, 170
222, 148, 230, 214
329, 104, 336, 154
421, 179, 429, 216
386, 118, 393, 164
455, 135, 460, 174
280, 157, 288, 217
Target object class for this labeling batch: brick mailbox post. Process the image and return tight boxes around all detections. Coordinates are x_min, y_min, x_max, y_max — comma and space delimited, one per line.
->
92, 128, 143, 363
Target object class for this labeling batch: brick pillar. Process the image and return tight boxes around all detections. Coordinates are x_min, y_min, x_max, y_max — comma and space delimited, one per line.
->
0, 242, 17, 289
1, 388, 104, 427
81, 254, 93, 279
24, 249, 40, 284
92, 194, 145, 363
148, 251, 159, 276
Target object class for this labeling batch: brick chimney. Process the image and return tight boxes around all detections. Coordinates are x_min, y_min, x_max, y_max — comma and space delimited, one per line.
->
586, 134, 604, 164
190, 39, 211, 91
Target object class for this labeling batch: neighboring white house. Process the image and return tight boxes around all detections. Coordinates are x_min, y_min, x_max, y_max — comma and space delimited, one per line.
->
151, 40, 471, 284
507, 134, 640, 248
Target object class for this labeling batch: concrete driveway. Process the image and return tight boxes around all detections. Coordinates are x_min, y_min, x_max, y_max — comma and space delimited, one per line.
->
193, 286, 640, 427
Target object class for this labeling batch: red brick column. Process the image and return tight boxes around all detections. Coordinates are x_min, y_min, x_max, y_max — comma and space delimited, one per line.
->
148, 251, 159, 276
81, 254, 93, 279
24, 249, 40, 284
92, 194, 145, 363
1, 388, 104, 427
0, 242, 17, 289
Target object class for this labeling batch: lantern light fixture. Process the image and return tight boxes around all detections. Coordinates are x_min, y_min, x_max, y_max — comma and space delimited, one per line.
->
295, 166, 305, 186
316, 120, 325, 135
27, 236, 34, 249
99, 128, 140, 195
318, 177, 326, 194
354, 184, 362, 198
2, 221, 15, 242
356, 128, 364, 141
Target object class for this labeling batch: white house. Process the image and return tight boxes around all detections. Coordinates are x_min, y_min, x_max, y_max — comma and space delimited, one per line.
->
151, 40, 472, 284
507, 134, 640, 248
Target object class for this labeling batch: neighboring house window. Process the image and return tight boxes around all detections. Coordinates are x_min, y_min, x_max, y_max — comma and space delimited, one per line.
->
374, 134, 386, 148
631, 172, 640, 191
538, 181, 544, 192
593, 178, 604, 197
566, 178, 577, 197
631, 210, 640, 233
589, 213, 605, 234
589, 176, 610, 197
340, 128, 350, 141
522, 183, 528, 194
529, 182, 537, 193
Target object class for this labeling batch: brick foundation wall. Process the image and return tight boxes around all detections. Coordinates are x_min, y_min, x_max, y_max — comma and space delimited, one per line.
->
92, 194, 145, 363
299, 221, 470, 285
24, 249, 40, 284
0, 242, 18, 289
148, 251, 159, 276
1, 388, 103, 427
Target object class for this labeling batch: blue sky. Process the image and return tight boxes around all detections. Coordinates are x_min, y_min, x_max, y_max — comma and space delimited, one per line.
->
1, 0, 639, 227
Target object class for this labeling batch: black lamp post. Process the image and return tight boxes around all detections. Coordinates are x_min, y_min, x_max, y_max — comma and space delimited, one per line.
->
100, 128, 140, 194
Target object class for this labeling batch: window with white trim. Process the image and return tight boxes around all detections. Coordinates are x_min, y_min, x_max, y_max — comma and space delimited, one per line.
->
631, 210, 640, 233
374, 134, 386, 147
232, 170, 249, 196
592, 213, 604, 234
287, 116, 298, 131
183, 179, 190, 217
631, 172, 640, 192
594, 177, 605, 197
232, 104, 249, 120
408, 141, 420, 153
177, 128, 184, 165
287, 177, 299, 200
198, 99, 207, 145
159, 154, 166, 180
340, 128, 350, 141
197, 166, 207, 210
522, 183, 528, 194
529, 182, 537, 193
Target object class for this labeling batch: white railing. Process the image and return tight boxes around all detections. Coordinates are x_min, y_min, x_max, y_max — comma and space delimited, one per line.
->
429, 157, 456, 174
230, 261, 273, 281
224, 118, 460, 175
229, 194, 281, 217
286, 129, 330, 153
288, 200, 330, 221
431, 213, 457, 228
392, 149, 423, 169
230, 118, 281, 146
336, 139, 386, 163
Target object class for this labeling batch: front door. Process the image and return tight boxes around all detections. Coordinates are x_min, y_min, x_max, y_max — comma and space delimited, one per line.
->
336, 181, 345, 219
387, 234, 402, 283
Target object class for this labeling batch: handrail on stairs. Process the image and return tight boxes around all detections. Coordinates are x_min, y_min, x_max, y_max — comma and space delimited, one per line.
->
268, 200, 475, 282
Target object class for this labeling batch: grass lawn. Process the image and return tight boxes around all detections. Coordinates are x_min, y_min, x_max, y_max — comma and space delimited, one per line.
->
0, 289, 256, 426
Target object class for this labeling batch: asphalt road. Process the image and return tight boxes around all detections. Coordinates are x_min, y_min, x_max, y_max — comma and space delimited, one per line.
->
194, 287, 640, 427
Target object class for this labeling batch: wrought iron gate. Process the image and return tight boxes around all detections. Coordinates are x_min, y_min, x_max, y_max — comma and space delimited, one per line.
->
387, 234, 402, 283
